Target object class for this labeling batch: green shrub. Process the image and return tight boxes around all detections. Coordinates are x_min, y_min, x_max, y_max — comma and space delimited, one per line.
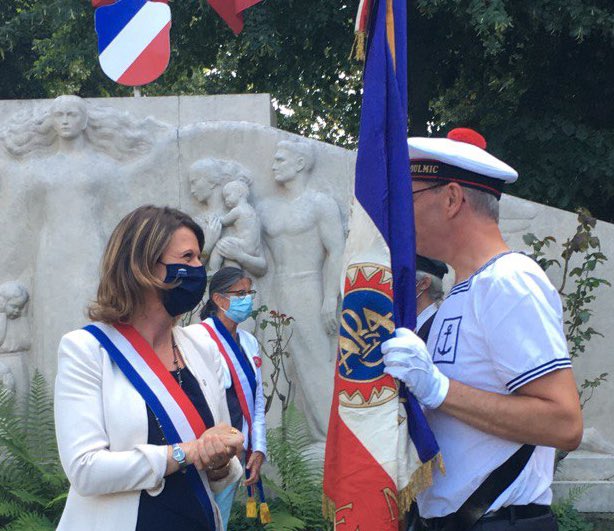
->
552, 488, 594, 531
228, 404, 331, 531
0, 371, 68, 530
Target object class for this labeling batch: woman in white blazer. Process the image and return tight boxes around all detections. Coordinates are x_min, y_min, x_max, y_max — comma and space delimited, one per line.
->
198, 267, 268, 529
54, 205, 244, 531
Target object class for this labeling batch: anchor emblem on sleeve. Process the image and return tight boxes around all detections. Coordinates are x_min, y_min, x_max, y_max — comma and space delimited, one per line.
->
437, 324, 454, 356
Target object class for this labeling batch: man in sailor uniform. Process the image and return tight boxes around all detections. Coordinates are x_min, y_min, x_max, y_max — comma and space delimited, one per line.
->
415, 255, 448, 343
383, 128, 582, 530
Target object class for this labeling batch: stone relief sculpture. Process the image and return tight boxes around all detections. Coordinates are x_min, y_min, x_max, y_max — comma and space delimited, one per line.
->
0, 95, 164, 381
258, 139, 344, 440
208, 180, 263, 272
0, 361, 16, 393
189, 158, 267, 277
0, 281, 30, 395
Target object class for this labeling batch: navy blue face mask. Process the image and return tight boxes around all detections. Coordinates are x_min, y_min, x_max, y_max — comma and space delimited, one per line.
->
160, 262, 207, 317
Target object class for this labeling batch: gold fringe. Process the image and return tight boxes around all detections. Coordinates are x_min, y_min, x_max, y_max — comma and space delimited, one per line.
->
321, 453, 445, 521
322, 492, 337, 521
246, 497, 258, 519
350, 31, 367, 61
398, 453, 445, 513
259, 502, 272, 524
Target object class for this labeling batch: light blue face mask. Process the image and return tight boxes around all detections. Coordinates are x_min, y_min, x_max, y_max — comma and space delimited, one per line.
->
224, 294, 253, 323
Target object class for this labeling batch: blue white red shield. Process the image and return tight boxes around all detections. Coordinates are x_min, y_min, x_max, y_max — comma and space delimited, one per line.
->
95, 0, 171, 87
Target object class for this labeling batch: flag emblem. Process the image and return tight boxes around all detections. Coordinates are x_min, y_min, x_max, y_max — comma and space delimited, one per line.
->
339, 264, 395, 384
95, 0, 171, 86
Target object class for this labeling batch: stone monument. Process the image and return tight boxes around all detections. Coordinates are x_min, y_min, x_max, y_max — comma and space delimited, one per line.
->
1, 95, 614, 511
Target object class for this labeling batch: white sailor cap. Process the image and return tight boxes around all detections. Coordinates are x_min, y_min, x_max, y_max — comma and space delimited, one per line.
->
408, 128, 518, 199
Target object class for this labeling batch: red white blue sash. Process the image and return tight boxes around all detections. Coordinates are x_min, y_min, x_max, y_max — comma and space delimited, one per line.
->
83, 322, 219, 530
201, 317, 256, 441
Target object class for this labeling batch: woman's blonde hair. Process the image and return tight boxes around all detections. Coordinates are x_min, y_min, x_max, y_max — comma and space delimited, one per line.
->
88, 205, 204, 324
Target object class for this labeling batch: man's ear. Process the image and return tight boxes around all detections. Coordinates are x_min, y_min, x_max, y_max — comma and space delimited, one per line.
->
417, 276, 432, 292
295, 155, 306, 173
445, 182, 465, 218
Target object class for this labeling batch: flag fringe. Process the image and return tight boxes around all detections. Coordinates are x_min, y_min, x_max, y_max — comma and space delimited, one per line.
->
322, 492, 337, 522
398, 452, 445, 513
322, 453, 445, 521
350, 31, 367, 61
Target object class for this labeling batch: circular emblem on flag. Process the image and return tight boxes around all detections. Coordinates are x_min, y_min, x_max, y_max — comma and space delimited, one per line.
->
338, 263, 395, 384
95, 0, 172, 87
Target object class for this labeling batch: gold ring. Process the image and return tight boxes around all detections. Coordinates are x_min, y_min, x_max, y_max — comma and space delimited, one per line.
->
230, 428, 239, 435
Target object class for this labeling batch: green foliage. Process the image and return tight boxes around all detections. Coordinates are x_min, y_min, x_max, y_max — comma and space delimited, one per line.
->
228, 404, 331, 531
552, 487, 594, 531
1, 1, 613, 220
523, 208, 611, 408
0, 371, 69, 529
409, 1, 614, 222
0, 0, 362, 145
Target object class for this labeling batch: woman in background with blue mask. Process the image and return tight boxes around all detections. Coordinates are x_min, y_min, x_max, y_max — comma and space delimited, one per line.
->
200, 267, 268, 529
55, 205, 244, 531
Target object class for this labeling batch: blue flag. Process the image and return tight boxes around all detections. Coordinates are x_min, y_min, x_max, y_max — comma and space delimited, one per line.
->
324, 0, 442, 527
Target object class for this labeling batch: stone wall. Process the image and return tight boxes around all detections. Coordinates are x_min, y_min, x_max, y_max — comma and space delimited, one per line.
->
1, 95, 613, 503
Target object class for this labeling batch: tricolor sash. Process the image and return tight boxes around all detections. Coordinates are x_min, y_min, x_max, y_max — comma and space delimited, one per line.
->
201, 317, 256, 443
83, 322, 219, 530
202, 318, 269, 520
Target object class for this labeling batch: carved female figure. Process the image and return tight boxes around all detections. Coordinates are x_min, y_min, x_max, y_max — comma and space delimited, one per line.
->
0, 95, 159, 380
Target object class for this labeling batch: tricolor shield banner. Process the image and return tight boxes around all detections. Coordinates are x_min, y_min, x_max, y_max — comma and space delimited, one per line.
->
323, 0, 442, 528
95, 0, 171, 86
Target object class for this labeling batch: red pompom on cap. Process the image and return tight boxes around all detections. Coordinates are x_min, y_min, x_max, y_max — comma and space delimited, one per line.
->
447, 128, 487, 150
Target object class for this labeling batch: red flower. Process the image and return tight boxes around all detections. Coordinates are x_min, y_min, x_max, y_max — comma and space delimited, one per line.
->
253, 356, 262, 368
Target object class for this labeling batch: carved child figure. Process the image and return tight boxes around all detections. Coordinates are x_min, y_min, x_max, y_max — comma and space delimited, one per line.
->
0, 281, 29, 350
208, 180, 263, 272
0, 281, 30, 396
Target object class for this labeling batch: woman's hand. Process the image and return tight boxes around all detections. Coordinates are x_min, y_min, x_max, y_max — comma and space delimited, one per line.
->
198, 423, 244, 471
244, 451, 265, 486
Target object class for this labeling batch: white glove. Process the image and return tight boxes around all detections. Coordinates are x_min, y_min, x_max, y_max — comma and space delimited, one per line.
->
382, 327, 449, 409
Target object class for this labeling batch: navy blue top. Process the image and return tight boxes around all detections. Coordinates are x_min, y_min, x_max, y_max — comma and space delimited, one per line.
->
221, 333, 255, 432
136, 367, 215, 531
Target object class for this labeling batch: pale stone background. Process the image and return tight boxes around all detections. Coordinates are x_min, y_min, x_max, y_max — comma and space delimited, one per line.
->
0, 94, 612, 509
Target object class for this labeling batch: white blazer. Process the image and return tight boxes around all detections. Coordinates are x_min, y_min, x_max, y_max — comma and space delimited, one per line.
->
54, 324, 242, 531
199, 323, 267, 457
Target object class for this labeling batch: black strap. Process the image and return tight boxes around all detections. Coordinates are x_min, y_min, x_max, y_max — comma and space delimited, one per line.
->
454, 444, 536, 529
417, 313, 437, 342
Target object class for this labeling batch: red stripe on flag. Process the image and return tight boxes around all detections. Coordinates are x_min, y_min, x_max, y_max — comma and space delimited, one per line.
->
324, 387, 399, 530
201, 323, 253, 432
116, 21, 171, 86
114, 324, 207, 436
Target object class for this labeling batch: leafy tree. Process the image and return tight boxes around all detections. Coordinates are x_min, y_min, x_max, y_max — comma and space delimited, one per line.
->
407, 0, 614, 222
1, 0, 613, 220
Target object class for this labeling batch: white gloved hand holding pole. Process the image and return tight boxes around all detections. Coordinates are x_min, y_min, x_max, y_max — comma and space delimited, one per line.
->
382, 327, 450, 409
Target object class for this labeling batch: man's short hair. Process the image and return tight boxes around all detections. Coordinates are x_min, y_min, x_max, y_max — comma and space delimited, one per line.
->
277, 140, 315, 173
416, 271, 445, 304
463, 187, 500, 223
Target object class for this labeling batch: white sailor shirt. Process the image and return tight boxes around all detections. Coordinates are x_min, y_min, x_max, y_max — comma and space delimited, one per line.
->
417, 252, 572, 518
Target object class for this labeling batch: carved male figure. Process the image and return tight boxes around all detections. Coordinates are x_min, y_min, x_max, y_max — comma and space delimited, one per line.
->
258, 140, 344, 440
